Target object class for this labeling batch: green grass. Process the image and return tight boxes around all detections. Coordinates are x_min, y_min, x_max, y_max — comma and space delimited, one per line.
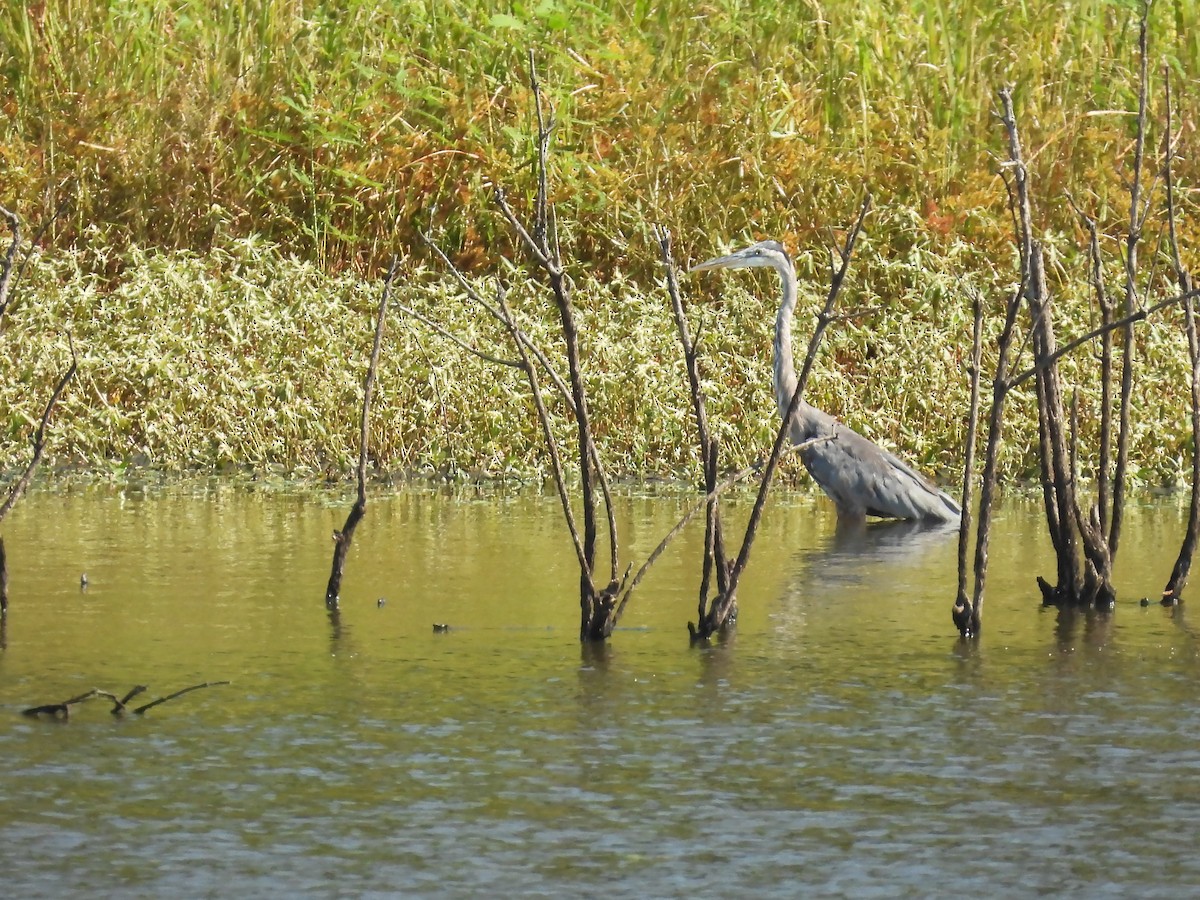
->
1, 1, 1198, 489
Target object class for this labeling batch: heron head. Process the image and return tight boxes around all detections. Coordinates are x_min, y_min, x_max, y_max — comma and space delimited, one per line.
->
689, 240, 790, 273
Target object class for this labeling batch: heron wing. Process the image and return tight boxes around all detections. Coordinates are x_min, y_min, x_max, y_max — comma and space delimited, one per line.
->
801, 423, 960, 522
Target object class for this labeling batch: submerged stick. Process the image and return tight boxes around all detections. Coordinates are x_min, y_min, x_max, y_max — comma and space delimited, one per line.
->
967, 89, 1031, 632
1000, 84, 1080, 602
22, 682, 229, 719
953, 291, 984, 636
492, 55, 625, 640
325, 258, 397, 608
110, 685, 148, 714
22, 688, 108, 719
130, 681, 230, 715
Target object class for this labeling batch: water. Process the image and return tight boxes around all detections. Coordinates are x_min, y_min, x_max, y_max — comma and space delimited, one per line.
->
1, 481, 1199, 897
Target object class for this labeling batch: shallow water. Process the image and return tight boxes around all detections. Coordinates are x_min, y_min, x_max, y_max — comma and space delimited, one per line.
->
1, 481, 1199, 897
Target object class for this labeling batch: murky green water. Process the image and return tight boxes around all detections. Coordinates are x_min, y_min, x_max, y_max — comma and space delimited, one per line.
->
2, 481, 1199, 897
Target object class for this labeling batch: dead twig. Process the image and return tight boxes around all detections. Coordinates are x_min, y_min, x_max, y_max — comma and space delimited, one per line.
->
0, 333, 78, 523
1161, 66, 1199, 605
22, 682, 229, 719
953, 290, 984, 636
130, 681, 230, 715
963, 88, 1035, 635
325, 258, 397, 608
653, 226, 731, 628
0, 204, 79, 616
1109, 6, 1152, 560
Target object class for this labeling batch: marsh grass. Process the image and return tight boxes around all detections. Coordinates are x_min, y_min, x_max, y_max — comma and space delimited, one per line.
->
1, 1, 1197, 272
1, 1, 1197, 487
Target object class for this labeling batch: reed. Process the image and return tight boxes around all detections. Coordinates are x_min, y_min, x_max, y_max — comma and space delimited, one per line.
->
1, 1, 1195, 272
1, 1, 1196, 487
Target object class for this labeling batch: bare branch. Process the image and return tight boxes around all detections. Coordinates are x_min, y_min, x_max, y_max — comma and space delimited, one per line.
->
419, 230, 574, 408
617, 437, 831, 623
953, 289, 984, 633
1006, 286, 1200, 390
0, 206, 20, 325
0, 332, 78, 523
1161, 65, 1200, 603
496, 287, 593, 587
392, 299, 522, 369
649, 225, 729, 626
969, 88, 1044, 628
325, 259, 397, 608
1110, 3, 1152, 558
495, 187, 555, 273
1068, 195, 1115, 533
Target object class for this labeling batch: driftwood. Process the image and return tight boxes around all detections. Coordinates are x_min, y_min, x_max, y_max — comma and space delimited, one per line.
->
22, 682, 229, 719
324, 258, 398, 609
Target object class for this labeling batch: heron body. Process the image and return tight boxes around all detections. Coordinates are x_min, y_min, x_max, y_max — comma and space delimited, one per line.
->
691, 240, 961, 525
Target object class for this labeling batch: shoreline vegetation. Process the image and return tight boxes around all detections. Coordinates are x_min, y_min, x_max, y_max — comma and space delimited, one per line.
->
2, 1, 1198, 492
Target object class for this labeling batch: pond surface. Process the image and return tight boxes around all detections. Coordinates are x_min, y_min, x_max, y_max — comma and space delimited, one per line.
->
1, 480, 1199, 897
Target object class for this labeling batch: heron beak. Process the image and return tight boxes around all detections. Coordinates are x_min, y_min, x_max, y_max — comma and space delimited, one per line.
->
689, 252, 741, 273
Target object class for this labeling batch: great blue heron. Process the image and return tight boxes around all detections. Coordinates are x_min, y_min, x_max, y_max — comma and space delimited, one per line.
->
691, 240, 961, 524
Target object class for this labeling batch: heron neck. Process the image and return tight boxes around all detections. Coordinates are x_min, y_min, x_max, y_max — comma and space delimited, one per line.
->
773, 259, 800, 420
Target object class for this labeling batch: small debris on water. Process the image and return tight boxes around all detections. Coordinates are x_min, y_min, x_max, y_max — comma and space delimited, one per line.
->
432, 623, 450, 633
80, 573, 88, 590
376, 597, 386, 608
